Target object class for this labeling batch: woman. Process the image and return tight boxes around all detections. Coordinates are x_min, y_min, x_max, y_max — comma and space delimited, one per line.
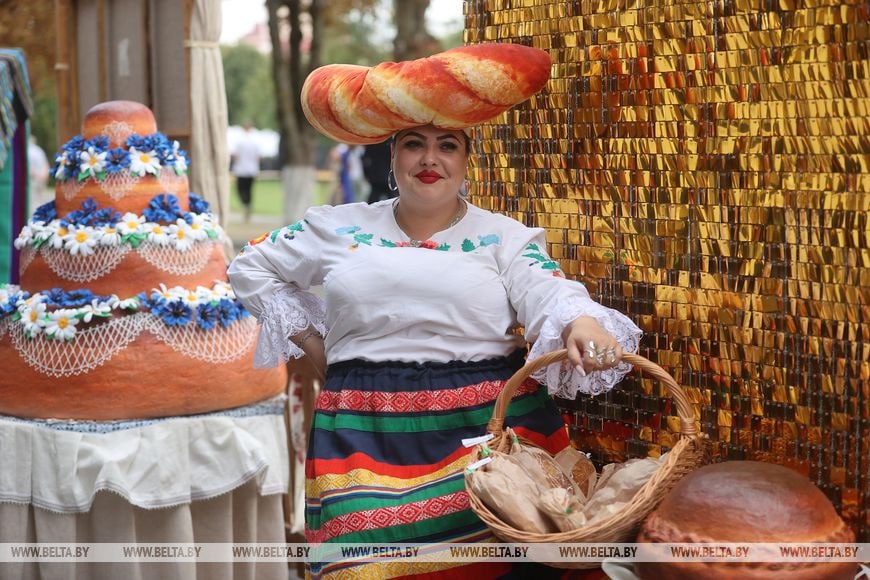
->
228, 44, 642, 579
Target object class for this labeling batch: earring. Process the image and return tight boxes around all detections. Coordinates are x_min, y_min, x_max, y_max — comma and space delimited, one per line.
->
387, 168, 398, 192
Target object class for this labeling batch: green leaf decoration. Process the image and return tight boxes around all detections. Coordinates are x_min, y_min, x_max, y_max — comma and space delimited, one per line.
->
123, 233, 147, 249
354, 233, 374, 245
526, 243, 540, 251
436, 243, 450, 251
462, 239, 476, 252
77, 170, 90, 183
269, 229, 281, 243
380, 238, 397, 247
11, 312, 21, 322
206, 228, 218, 240
522, 252, 549, 262
542, 261, 560, 270
288, 221, 305, 232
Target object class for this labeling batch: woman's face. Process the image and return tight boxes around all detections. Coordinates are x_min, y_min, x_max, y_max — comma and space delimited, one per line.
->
391, 125, 468, 205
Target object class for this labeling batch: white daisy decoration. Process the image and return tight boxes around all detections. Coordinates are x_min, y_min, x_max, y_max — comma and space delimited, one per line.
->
45, 309, 79, 341
181, 290, 201, 307
171, 220, 195, 252
172, 141, 188, 172
212, 281, 234, 298
79, 146, 108, 178
145, 223, 171, 246
14, 226, 33, 249
64, 227, 99, 256
186, 214, 209, 241
117, 213, 145, 236
98, 225, 122, 246
30, 222, 52, 245
129, 147, 161, 177
112, 296, 140, 311
152, 283, 180, 301
54, 152, 68, 180
20, 301, 48, 337
81, 298, 112, 322
50, 225, 70, 249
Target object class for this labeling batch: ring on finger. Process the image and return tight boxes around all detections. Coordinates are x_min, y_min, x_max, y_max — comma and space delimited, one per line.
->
586, 340, 598, 360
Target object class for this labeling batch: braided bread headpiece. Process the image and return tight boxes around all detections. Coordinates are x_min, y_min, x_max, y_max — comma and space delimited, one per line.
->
301, 43, 551, 144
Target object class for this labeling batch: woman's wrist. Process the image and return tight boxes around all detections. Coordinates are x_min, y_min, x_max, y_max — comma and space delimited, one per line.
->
292, 327, 322, 348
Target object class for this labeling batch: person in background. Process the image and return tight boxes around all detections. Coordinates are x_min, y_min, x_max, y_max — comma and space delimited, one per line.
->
228, 44, 642, 578
362, 138, 394, 203
27, 135, 50, 208
230, 121, 261, 222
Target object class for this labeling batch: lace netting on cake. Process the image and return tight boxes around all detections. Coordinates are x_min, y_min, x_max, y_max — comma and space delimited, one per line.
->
38, 245, 131, 282
19, 246, 37, 274
102, 120, 134, 145
20, 241, 220, 281
59, 167, 182, 202
2, 314, 258, 377
157, 170, 187, 196
137, 242, 217, 276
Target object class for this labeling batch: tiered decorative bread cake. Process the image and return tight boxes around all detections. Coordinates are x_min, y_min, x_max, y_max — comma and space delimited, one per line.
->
0, 100, 286, 420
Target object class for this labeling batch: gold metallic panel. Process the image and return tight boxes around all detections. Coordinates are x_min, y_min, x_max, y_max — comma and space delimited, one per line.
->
465, 0, 870, 539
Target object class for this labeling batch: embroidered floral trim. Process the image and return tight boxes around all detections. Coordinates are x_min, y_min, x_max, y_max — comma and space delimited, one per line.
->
461, 234, 501, 252
0, 282, 247, 341
239, 220, 306, 255
522, 243, 565, 277
52, 132, 189, 182
254, 286, 327, 367
14, 195, 221, 255
528, 294, 643, 398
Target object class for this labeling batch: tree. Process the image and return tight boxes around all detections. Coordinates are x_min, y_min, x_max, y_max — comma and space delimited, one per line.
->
221, 44, 277, 130
393, 0, 435, 60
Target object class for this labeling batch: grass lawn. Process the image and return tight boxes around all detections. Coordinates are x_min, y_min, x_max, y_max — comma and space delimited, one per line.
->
229, 176, 333, 216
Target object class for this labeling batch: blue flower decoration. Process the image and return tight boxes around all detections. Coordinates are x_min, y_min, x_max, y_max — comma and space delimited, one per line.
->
195, 303, 218, 330
44, 288, 99, 308
62, 198, 100, 227
83, 136, 109, 152
33, 201, 57, 223
92, 207, 122, 227
62, 135, 83, 154
335, 226, 361, 235
160, 299, 192, 326
188, 193, 210, 214
215, 299, 237, 328
143, 194, 183, 223
104, 148, 130, 175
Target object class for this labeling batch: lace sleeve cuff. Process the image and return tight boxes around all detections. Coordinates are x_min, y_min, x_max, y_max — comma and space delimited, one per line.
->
253, 286, 328, 368
528, 295, 642, 398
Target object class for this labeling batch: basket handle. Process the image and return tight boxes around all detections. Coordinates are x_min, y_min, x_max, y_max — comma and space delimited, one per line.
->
486, 350, 697, 437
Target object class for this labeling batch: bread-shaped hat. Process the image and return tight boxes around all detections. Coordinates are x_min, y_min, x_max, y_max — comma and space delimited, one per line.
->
301, 43, 551, 144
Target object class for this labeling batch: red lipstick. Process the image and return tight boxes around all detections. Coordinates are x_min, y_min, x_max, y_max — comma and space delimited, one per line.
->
415, 170, 441, 184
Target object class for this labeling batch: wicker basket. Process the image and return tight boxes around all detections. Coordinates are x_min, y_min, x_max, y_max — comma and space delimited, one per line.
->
465, 349, 709, 569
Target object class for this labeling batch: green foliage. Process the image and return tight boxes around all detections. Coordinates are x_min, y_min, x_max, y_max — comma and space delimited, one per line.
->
221, 44, 277, 130
321, 10, 391, 66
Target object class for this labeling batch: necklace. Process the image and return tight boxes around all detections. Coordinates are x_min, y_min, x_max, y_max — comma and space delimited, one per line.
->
392, 198, 467, 247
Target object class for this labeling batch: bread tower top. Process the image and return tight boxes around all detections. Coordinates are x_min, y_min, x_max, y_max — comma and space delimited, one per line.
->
80, 100, 158, 148
52, 100, 190, 215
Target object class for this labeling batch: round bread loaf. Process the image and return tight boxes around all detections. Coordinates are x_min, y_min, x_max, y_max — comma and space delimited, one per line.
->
636, 461, 856, 580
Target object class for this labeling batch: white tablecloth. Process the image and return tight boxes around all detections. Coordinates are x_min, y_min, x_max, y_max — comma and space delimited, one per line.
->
0, 398, 290, 580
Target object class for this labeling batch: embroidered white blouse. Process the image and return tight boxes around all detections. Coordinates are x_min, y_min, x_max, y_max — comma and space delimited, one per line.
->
227, 199, 642, 398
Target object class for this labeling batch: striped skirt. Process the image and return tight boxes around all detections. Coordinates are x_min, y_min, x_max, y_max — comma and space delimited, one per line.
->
304, 351, 570, 579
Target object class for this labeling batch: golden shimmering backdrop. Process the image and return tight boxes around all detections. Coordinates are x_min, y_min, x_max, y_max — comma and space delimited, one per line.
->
463, 0, 870, 538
